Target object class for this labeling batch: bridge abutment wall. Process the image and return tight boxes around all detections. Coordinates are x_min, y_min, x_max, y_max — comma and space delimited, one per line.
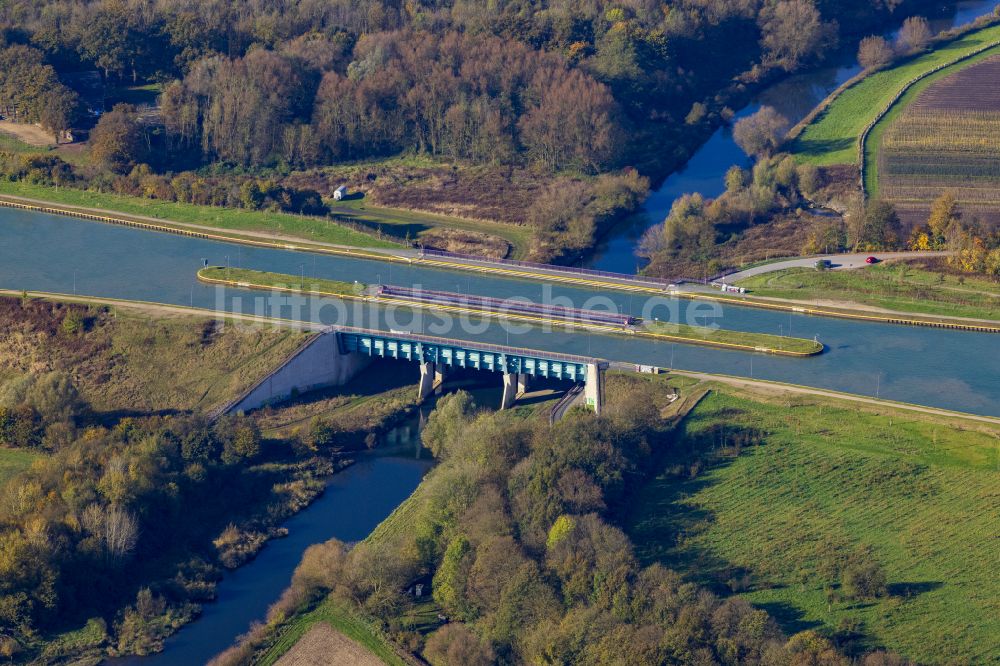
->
226, 332, 371, 414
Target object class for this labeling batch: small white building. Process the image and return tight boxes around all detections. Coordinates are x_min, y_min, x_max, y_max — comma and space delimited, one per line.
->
333, 185, 348, 201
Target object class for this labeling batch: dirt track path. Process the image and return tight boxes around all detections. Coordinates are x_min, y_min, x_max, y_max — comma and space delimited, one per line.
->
0, 121, 56, 146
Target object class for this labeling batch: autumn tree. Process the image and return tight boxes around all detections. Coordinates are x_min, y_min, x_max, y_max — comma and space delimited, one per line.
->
733, 106, 789, 158
758, 0, 837, 71
519, 69, 621, 172
858, 35, 894, 70
850, 199, 902, 251
89, 104, 147, 174
928, 191, 961, 243
423, 624, 495, 666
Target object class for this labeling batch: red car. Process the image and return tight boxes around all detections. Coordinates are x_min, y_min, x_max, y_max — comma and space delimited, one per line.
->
865, 256, 879, 264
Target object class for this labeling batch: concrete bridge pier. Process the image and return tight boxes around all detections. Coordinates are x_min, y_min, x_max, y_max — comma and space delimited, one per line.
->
418, 361, 437, 401
434, 364, 448, 394
585, 363, 604, 415
500, 373, 531, 410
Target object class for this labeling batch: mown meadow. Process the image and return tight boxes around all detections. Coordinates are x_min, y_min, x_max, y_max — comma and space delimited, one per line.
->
737, 263, 1000, 321
627, 389, 1000, 663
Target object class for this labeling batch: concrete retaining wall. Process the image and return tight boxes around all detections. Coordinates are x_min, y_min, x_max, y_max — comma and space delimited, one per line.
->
225, 331, 371, 415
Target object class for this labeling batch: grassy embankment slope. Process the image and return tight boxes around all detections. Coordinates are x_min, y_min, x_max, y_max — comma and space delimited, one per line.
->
790, 22, 1000, 170
627, 387, 1000, 663
737, 263, 1000, 321
198, 267, 823, 356
0, 180, 400, 250
0, 295, 308, 415
0, 151, 532, 257
256, 599, 407, 666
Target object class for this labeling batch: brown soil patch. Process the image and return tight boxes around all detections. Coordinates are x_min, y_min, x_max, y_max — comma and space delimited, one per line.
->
417, 227, 510, 259
276, 623, 384, 666
0, 120, 55, 147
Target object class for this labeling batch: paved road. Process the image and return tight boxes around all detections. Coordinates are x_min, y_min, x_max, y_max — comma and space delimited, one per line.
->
719, 251, 952, 283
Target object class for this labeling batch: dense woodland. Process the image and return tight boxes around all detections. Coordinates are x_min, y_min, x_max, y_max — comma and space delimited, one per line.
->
0, 0, 924, 172
218, 383, 912, 665
0, 0, 960, 262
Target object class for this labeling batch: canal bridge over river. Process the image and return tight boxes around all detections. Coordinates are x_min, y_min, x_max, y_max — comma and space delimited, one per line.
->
224, 326, 608, 416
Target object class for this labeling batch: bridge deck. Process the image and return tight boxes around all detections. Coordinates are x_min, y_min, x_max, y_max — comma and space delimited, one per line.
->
333, 326, 607, 382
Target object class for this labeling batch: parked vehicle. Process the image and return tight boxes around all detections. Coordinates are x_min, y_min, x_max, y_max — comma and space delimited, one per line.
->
865, 256, 879, 264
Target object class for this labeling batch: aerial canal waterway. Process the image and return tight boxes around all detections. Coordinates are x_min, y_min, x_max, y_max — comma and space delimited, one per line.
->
3, 209, 999, 417
585, 0, 1000, 273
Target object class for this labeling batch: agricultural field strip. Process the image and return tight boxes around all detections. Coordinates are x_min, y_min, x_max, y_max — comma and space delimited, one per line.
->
878, 55, 1000, 208
791, 22, 1000, 167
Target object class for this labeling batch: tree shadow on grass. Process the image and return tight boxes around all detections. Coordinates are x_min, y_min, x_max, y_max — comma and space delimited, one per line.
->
791, 137, 855, 156
626, 447, 747, 590
755, 601, 823, 635
888, 580, 943, 598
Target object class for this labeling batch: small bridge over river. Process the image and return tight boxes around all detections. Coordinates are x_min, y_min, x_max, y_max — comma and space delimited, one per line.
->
223, 326, 607, 416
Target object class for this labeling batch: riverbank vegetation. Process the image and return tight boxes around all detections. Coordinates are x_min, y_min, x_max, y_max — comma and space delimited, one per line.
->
737, 260, 1000, 321
0, 295, 420, 662
0, 0, 958, 263
223, 375, 922, 665
627, 387, 1000, 663
638, 152, 846, 277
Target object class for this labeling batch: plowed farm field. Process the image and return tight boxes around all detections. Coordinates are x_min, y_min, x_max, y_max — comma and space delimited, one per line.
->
879, 55, 1000, 227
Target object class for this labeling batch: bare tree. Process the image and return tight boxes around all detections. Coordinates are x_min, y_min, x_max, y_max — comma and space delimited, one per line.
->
858, 36, 894, 70
83, 503, 139, 562
897, 17, 932, 54
733, 106, 790, 158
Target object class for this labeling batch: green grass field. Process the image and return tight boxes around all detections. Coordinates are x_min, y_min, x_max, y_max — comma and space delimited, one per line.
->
791, 23, 1000, 166
257, 598, 405, 666
0, 448, 43, 487
627, 389, 1000, 663
198, 267, 364, 297
645, 321, 824, 355
0, 181, 400, 250
737, 264, 1000, 321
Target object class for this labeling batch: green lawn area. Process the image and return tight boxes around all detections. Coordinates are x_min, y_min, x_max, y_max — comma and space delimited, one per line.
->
257, 598, 405, 666
0, 181, 400, 250
791, 23, 1000, 166
737, 264, 1000, 321
0, 448, 43, 487
198, 267, 364, 297
645, 321, 823, 355
626, 389, 1000, 663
